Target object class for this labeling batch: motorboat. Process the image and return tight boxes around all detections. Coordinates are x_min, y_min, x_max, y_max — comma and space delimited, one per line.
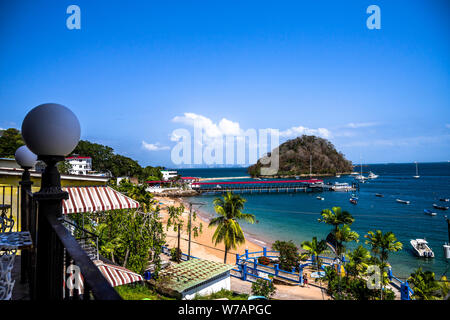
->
316, 196, 325, 201
396, 199, 410, 204
410, 239, 434, 258
335, 174, 341, 178
368, 171, 379, 179
349, 196, 358, 205
433, 204, 449, 210
424, 209, 437, 216
440, 198, 449, 202
332, 182, 352, 192
375, 193, 384, 197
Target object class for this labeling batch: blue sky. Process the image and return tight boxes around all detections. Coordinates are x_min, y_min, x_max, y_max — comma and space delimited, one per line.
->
1, 0, 449, 167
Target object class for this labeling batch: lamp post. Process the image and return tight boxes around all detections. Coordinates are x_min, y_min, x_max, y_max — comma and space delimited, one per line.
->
21, 103, 81, 299
14, 145, 37, 284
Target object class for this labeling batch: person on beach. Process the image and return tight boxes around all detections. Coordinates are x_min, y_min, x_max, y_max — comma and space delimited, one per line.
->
303, 273, 309, 288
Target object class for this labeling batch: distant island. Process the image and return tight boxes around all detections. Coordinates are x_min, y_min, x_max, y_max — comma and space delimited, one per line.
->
248, 135, 353, 178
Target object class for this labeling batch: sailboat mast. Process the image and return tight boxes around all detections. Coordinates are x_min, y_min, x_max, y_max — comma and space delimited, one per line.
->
310, 155, 312, 177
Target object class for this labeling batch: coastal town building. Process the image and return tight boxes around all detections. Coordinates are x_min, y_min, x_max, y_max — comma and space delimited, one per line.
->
161, 170, 178, 181
66, 156, 92, 175
157, 259, 234, 300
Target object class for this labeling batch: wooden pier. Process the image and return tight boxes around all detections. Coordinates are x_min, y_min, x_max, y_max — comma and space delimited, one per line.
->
192, 179, 333, 194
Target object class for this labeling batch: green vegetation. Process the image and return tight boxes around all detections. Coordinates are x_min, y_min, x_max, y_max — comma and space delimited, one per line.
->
318, 206, 358, 257
193, 289, 249, 300
0, 128, 24, 157
73, 140, 163, 180
408, 268, 449, 300
272, 240, 300, 271
69, 181, 165, 276
209, 192, 256, 263
251, 279, 276, 299
115, 283, 175, 300
0, 128, 163, 180
248, 135, 353, 177
364, 230, 402, 300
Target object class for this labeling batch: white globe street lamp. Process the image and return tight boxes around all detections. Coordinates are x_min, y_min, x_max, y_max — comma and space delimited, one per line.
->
21, 103, 80, 157
15, 145, 37, 169
20, 103, 81, 299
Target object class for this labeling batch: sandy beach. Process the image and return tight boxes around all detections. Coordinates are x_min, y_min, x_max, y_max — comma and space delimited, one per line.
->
155, 195, 329, 300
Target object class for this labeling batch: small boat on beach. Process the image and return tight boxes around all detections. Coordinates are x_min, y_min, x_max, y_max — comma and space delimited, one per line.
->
375, 193, 384, 197
316, 196, 324, 201
424, 209, 437, 216
433, 204, 449, 210
410, 239, 434, 258
396, 199, 410, 204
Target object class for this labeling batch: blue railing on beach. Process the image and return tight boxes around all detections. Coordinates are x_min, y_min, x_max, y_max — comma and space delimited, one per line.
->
160, 245, 413, 300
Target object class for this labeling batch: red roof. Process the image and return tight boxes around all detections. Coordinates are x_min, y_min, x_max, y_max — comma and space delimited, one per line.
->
192, 179, 322, 186
66, 156, 92, 159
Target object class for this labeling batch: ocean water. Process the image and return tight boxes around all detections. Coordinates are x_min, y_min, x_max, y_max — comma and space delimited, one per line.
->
179, 163, 450, 279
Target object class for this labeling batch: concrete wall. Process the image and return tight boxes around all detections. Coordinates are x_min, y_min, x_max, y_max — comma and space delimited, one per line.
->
182, 272, 231, 300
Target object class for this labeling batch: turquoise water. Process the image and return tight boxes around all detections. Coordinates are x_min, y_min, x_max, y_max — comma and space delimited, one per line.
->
179, 163, 450, 279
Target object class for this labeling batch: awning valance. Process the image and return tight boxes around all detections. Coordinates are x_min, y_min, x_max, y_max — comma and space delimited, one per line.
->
62, 186, 139, 214
94, 261, 143, 287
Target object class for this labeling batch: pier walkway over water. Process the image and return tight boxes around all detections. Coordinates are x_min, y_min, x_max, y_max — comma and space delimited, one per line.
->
192, 179, 330, 194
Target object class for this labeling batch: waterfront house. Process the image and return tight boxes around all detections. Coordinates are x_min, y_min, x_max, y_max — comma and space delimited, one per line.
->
156, 259, 234, 300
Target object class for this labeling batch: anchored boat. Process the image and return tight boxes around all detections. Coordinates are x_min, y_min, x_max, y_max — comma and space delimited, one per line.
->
396, 199, 410, 204
424, 209, 437, 216
433, 204, 449, 211
368, 171, 379, 179
316, 196, 324, 201
410, 239, 434, 258
375, 193, 384, 197
440, 198, 449, 202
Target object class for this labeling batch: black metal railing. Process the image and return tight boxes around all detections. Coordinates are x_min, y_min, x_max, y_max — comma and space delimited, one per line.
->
9, 185, 121, 300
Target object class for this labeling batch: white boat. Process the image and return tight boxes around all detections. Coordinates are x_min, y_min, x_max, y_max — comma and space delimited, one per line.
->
396, 199, 410, 204
332, 182, 353, 191
335, 174, 341, 178
413, 162, 420, 179
424, 209, 437, 216
368, 171, 378, 179
355, 157, 367, 181
316, 196, 324, 200
410, 239, 434, 258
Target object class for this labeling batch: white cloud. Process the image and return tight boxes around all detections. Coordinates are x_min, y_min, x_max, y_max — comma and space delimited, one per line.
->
142, 141, 170, 151
346, 122, 379, 129
172, 112, 331, 140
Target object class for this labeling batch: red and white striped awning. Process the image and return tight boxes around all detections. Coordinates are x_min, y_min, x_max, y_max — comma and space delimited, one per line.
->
62, 186, 139, 214
95, 261, 143, 287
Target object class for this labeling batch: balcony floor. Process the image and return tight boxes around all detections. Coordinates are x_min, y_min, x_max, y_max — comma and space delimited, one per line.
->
11, 254, 30, 300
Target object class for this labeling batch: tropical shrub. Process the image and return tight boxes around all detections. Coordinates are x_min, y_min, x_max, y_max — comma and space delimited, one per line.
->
251, 279, 276, 299
272, 240, 300, 271
170, 247, 182, 262
258, 256, 271, 266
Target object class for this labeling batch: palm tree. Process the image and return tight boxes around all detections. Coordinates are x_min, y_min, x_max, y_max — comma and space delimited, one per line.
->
335, 224, 359, 256
301, 237, 328, 270
346, 245, 371, 277
166, 204, 185, 262
408, 268, 442, 300
208, 192, 255, 263
301, 237, 328, 299
365, 230, 402, 299
318, 207, 355, 231
318, 207, 355, 257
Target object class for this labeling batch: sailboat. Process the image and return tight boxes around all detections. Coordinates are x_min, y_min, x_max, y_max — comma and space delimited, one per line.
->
355, 158, 367, 182
413, 162, 420, 179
